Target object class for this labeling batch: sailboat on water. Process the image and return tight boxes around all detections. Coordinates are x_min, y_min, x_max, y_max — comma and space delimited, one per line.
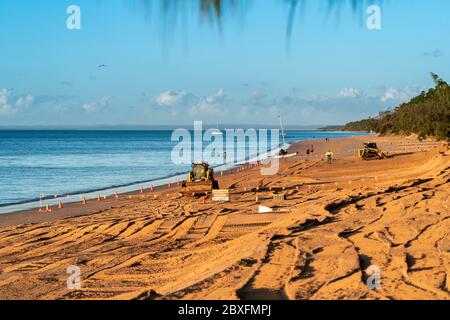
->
273, 115, 298, 159
212, 121, 223, 136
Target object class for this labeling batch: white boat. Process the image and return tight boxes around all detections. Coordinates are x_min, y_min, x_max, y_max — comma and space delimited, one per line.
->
212, 121, 223, 135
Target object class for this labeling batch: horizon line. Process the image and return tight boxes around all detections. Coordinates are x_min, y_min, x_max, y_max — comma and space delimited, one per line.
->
0, 124, 345, 131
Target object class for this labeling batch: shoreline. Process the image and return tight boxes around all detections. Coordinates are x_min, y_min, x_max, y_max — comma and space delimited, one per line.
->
0, 134, 359, 227
0, 134, 448, 300
0, 133, 439, 228
0, 142, 288, 215
0, 131, 368, 216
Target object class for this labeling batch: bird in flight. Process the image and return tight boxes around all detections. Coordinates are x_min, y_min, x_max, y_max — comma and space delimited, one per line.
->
98, 64, 107, 68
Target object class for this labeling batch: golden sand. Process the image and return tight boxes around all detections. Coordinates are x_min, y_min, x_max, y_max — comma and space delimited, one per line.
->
0, 135, 448, 300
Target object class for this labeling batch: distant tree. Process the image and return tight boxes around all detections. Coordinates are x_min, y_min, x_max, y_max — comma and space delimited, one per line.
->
344, 73, 450, 141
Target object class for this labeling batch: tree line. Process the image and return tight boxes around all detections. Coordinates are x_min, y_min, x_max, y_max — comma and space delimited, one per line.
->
343, 73, 450, 140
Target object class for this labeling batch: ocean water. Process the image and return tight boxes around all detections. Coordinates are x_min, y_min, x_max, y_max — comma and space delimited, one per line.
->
0, 130, 367, 213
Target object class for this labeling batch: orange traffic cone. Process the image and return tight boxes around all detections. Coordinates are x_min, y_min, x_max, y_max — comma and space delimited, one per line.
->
58, 201, 63, 209
82, 197, 87, 205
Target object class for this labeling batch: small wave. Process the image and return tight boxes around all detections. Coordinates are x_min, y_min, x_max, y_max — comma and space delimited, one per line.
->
0, 144, 284, 214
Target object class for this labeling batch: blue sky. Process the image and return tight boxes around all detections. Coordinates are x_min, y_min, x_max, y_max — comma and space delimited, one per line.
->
0, 0, 449, 126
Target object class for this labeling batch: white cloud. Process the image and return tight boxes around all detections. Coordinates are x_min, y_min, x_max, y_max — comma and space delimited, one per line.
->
339, 88, 362, 98
15, 94, 35, 108
83, 96, 111, 112
190, 99, 221, 115
189, 89, 225, 115
206, 88, 224, 103
82, 103, 96, 112
99, 96, 111, 107
0, 89, 35, 115
0, 89, 13, 114
156, 90, 189, 107
380, 87, 419, 102
380, 88, 399, 101
0, 89, 10, 106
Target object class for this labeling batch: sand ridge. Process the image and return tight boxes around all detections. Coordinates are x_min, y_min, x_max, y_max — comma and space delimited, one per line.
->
0, 135, 448, 300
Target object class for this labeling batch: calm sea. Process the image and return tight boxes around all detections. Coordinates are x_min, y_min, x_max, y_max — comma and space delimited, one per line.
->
0, 130, 368, 213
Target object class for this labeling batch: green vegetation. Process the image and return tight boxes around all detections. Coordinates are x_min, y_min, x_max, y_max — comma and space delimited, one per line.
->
344, 73, 450, 141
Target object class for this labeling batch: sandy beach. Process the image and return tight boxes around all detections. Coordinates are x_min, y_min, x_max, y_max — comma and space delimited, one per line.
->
0, 135, 448, 300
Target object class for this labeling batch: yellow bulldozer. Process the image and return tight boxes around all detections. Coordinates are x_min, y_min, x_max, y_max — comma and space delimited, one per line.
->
180, 163, 220, 196
358, 143, 388, 160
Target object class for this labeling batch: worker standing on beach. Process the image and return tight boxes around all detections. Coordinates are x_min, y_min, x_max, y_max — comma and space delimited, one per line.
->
326, 149, 334, 164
